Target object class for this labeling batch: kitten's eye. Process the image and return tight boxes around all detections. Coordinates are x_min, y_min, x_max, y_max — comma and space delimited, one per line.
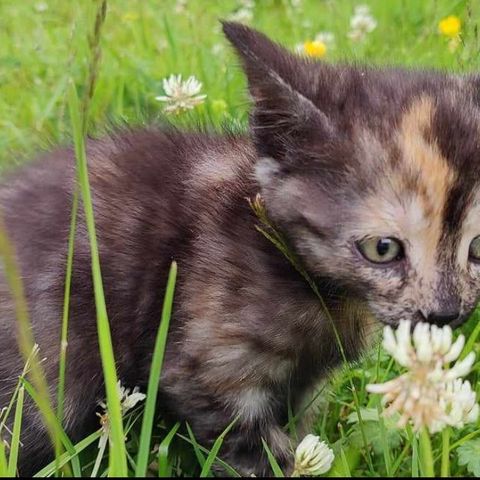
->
469, 236, 480, 262
356, 237, 404, 264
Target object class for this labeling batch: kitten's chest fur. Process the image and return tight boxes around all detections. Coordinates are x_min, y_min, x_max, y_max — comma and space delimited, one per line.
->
127, 129, 371, 407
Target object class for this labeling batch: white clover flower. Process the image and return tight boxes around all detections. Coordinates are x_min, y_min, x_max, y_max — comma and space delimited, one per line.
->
348, 5, 377, 42
228, 7, 253, 23
98, 381, 146, 415
117, 383, 147, 414
97, 381, 146, 442
155, 74, 207, 115
367, 320, 479, 433
292, 434, 334, 477
94, 381, 147, 475
315, 32, 335, 48
442, 379, 479, 428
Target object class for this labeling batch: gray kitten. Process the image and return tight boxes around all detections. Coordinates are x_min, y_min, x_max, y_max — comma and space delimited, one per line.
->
1, 22, 480, 476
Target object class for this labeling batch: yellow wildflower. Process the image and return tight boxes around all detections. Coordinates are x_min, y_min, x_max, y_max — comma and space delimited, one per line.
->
438, 15, 461, 38
303, 40, 327, 58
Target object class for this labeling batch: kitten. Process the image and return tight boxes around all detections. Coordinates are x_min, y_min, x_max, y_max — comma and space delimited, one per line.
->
1, 21, 480, 476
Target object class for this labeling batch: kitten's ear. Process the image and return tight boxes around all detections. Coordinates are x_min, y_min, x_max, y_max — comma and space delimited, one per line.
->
222, 22, 336, 163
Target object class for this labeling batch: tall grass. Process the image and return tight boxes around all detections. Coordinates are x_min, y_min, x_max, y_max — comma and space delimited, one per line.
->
67, 0, 128, 475
135, 261, 177, 476
0, 219, 66, 475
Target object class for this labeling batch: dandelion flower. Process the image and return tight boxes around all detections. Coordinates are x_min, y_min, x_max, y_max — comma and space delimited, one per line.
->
438, 15, 461, 38
300, 40, 327, 58
156, 74, 207, 115
292, 434, 334, 477
367, 320, 478, 433
348, 5, 377, 42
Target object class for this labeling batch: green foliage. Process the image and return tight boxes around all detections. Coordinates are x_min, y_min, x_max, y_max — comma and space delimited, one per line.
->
261, 439, 285, 478
457, 438, 480, 476
347, 408, 402, 456
135, 262, 177, 476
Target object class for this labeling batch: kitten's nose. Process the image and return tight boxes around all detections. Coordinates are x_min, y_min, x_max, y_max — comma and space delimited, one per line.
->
425, 310, 460, 326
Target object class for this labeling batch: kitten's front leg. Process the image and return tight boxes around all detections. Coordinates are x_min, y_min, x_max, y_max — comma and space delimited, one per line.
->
189, 402, 294, 477
163, 364, 295, 476
219, 415, 294, 477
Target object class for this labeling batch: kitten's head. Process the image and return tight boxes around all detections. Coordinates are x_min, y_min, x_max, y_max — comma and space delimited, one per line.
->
224, 22, 480, 329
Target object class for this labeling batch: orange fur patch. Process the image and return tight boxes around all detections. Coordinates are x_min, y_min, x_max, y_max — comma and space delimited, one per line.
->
397, 96, 456, 260
354, 96, 457, 294
399, 96, 456, 215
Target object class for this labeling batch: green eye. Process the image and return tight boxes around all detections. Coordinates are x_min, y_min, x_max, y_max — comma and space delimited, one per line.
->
356, 237, 404, 264
469, 236, 480, 262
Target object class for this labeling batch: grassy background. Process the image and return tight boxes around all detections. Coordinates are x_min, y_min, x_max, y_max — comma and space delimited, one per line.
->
1, 0, 480, 169
2, 0, 480, 477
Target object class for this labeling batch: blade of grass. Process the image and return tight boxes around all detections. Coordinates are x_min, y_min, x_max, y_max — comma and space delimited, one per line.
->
186, 422, 206, 468
90, 433, 108, 478
7, 385, 24, 476
461, 309, 480, 359
176, 431, 240, 477
33, 430, 102, 478
261, 438, 285, 477
68, 79, 126, 477
200, 418, 237, 477
440, 427, 450, 477
135, 261, 177, 476
448, 429, 480, 452
376, 403, 392, 476
56, 187, 79, 425
67, 2, 127, 471
0, 439, 7, 477
407, 425, 419, 477
0, 344, 38, 438
22, 379, 81, 477
328, 428, 359, 477
0, 218, 64, 474
158, 422, 181, 477
391, 442, 410, 476
339, 447, 352, 477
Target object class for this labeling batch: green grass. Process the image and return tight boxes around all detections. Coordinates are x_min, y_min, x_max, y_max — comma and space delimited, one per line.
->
1, 0, 480, 477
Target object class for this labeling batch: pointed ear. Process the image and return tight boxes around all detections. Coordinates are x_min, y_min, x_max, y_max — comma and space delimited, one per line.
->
222, 22, 336, 163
